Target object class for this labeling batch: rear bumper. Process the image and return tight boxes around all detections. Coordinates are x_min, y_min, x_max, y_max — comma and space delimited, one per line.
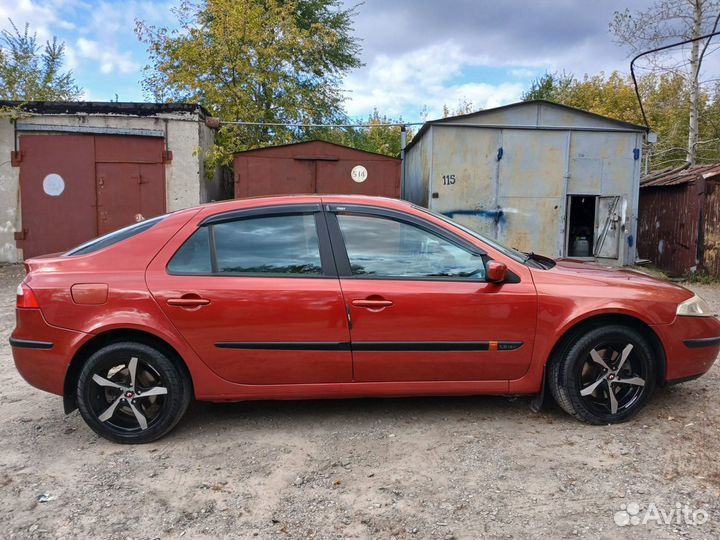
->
10, 309, 88, 396
655, 315, 720, 383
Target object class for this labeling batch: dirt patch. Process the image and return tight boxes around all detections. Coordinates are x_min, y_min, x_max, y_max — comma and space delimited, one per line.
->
0, 263, 718, 539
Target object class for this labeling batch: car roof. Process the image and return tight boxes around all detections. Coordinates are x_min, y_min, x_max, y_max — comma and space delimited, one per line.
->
195, 194, 414, 216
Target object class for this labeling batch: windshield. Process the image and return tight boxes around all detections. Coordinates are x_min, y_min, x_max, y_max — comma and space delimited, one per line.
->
65, 215, 167, 256
413, 206, 544, 267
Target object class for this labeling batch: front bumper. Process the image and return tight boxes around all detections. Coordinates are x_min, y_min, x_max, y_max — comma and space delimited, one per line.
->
655, 315, 720, 383
10, 308, 88, 396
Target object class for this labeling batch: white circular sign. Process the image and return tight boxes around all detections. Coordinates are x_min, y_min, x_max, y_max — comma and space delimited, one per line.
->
351, 165, 368, 183
43, 173, 65, 197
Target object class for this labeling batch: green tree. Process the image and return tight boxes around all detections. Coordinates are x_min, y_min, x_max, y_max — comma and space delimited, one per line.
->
0, 20, 82, 101
309, 109, 412, 157
136, 0, 362, 167
522, 71, 575, 102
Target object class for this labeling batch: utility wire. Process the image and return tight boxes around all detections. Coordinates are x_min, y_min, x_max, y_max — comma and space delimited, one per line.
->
631, 11, 720, 130
219, 120, 425, 128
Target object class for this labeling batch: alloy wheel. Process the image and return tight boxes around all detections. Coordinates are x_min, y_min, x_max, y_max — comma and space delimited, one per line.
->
88, 356, 168, 432
578, 342, 647, 415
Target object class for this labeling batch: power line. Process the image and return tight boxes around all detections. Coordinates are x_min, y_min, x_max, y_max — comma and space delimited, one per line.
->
630, 13, 720, 130
219, 120, 425, 128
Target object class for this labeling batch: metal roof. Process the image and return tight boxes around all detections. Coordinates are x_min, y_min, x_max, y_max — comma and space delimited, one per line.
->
233, 139, 401, 160
405, 100, 648, 153
640, 163, 720, 188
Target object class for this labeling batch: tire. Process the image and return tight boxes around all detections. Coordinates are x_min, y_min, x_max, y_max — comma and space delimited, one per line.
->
548, 325, 656, 425
76, 342, 191, 443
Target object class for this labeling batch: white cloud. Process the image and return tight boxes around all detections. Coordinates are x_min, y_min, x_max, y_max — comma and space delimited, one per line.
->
508, 68, 538, 79
0, 0, 81, 40
76, 36, 139, 74
343, 41, 526, 120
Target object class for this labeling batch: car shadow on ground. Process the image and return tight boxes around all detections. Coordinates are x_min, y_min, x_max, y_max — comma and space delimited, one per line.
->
165, 379, 709, 441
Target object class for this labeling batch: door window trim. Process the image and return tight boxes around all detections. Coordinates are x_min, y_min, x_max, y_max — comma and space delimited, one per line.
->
325, 204, 496, 282
167, 204, 338, 278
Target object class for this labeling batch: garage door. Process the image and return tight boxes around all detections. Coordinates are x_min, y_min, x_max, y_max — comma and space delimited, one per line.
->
17, 135, 166, 258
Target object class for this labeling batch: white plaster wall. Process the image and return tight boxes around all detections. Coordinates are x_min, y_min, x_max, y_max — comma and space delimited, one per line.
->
0, 118, 19, 262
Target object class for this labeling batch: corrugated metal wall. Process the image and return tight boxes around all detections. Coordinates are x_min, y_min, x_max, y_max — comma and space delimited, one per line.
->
403, 101, 644, 264
637, 182, 702, 276
702, 179, 720, 275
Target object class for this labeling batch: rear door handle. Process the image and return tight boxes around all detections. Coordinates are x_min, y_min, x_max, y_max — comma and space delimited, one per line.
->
352, 299, 393, 308
167, 297, 210, 307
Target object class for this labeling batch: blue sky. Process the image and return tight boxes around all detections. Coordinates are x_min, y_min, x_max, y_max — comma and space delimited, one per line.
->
0, 0, 654, 122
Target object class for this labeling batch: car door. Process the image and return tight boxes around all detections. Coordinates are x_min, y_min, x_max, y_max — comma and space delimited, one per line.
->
146, 204, 352, 385
325, 204, 537, 382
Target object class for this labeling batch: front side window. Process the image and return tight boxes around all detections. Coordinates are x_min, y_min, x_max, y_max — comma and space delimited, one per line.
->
168, 213, 323, 276
337, 213, 485, 279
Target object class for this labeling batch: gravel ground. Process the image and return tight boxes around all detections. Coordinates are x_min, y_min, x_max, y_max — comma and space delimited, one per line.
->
0, 263, 719, 540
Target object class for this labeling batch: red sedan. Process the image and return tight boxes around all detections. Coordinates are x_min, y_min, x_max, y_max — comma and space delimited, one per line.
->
10, 195, 720, 443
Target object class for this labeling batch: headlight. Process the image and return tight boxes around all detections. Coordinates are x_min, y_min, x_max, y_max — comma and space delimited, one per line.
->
677, 294, 715, 317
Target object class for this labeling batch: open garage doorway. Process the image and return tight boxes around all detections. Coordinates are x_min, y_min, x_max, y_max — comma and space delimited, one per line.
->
566, 195, 597, 258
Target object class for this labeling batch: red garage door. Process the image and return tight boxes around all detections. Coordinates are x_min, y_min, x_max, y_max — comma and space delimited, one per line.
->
18, 135, 166, 258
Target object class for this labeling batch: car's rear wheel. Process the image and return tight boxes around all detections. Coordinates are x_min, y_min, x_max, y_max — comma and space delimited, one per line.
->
548, 325, 656, 424
76, 342, 191, 443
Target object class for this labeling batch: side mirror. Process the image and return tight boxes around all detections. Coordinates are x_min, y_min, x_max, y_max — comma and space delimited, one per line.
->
486, 260, 507, 283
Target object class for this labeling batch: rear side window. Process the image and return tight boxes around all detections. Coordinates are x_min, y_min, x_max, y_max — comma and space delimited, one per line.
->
168, 213, 323, 276
65, 215, 166, 256
166, 227, 212, 274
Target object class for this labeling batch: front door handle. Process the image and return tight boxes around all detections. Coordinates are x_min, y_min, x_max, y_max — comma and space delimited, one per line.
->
167, 296, 210, 307
352, 299, 393, 308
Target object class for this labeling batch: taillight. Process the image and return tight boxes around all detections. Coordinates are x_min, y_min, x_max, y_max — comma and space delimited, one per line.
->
17, 283, 40, 308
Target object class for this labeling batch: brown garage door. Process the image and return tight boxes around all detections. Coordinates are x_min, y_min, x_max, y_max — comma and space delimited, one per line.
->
234, 141, 401, 198
18, 135, 166, 258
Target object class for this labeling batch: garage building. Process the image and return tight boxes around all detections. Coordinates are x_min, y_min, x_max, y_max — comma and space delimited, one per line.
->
403, 100, 648, 266
0, 101, 226, 261
234, 140, 401, 199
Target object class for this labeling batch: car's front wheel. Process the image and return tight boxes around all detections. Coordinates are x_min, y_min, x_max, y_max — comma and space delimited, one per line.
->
549, 325, 656, 424
76, 342, 191, 443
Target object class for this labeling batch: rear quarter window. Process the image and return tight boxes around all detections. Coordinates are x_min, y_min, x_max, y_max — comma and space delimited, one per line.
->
65, 215, 166, 256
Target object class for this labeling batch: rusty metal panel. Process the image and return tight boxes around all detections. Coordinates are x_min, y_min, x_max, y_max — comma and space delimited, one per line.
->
637, 182, 701, 276
316, 159, 399, 197
96, 162, 166, 236
497, 196, 561, 256
427, 127, 500, 239
235, 156, 315, 197
499, 130, 567, 198
702, 179, 720, 275
18, 135, 97, 258
18, 134, 167, 258
233, 141, 400, 198
95, 135, 164, 163
569, 131, 620, 194
494, 130, 566, 256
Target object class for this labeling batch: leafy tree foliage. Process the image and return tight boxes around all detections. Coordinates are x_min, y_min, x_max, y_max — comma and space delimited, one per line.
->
308, 109, 412, 157
521, 72, 575, 102
136, 0, 362, 167
0, 20, 82, 101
